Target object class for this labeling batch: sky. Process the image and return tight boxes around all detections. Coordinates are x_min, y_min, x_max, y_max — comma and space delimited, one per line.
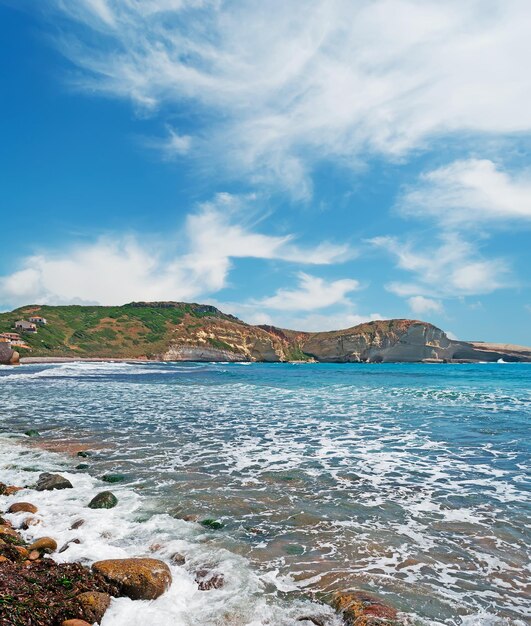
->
1, 0, 530, 343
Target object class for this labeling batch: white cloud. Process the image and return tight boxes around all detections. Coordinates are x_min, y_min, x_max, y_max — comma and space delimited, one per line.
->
48, 1, 531, 194
371, 232, 510, 299
407, 295, 443, 315
0, 194, 349, 309
399, 159, 531, 226
255, 272, 359, 311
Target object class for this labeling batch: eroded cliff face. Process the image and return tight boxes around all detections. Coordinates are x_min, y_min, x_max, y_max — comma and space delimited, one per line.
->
157, 316, 289, 362
298, 320, 456, 362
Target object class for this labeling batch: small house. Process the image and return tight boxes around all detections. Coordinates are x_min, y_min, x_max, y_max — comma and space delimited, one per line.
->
14, 320, 37, 333
0, 332, 21, 341
29, 316, 47, 325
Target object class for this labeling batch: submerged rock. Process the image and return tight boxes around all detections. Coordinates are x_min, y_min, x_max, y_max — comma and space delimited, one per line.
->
88, 491, 118, 509
92, 558, 172, 600
195, 568, 225, 590
101, 473, 126, 484
200, 518, 224, 530
70, 519, 85, 530
24, 429, 40, 437
8, 502, 38, 514
332, 591, 400, 625
36, 472, 73, 491
75, 463, 89, 470
76, 590, 111, 624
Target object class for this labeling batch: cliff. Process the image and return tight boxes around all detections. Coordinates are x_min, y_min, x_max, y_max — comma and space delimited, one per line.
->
0, 302, 529, 363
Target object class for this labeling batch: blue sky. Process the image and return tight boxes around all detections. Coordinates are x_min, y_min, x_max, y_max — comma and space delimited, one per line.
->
1, 1, 530, 343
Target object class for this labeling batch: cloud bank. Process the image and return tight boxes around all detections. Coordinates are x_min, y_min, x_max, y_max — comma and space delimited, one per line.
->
0, 194, 349, 309
49, 0, 531, 195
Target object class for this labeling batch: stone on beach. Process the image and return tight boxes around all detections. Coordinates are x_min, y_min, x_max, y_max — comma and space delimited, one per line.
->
195, 568, 225, 590
8, 502, 38, 514
70, 519, 85, 529
28, 537, 58, 553
0, 483, 22, 496
62, 621, 93, 626
0, 525, 21, 540
36, 472, 73, 491
88, 491, 118, 509
76, 590, 111, 624
92, 558, 172, 600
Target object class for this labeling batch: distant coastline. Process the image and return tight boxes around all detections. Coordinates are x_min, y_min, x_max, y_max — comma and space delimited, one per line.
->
1, 302, 530, 365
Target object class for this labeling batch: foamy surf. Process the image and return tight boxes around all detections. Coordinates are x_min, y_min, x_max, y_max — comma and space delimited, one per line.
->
0, 437, 341, 626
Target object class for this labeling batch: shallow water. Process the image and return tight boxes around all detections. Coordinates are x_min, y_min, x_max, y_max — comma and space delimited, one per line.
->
0, 361, 530, 625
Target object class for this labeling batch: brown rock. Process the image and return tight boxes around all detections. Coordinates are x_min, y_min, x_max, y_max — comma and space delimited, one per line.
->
28, 537, 58, 553
28, 550, 40, 561
0, 556, 9, 562
62, 621, 92, 626
8, 502, 38, 514
76, 591, 111, 624
92, 558, 172, 600
0, 525, 21, 540
21, 516, 41, 530
13, 546, 29, 559
170, 552, 186, 565
332, 591, 399, 625
195, 568, 225, 590
4, 486, 22, 496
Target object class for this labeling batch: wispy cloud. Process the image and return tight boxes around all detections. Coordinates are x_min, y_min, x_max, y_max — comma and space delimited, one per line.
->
0, 194, 349, 308
371, 233, 510, 299
398, 159, 531, 227
47, 0, 531, 195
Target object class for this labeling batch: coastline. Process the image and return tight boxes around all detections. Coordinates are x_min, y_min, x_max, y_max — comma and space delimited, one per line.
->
0, 436, 392, 626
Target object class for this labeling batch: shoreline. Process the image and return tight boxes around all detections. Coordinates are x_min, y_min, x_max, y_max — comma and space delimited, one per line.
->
0, 437, 397, 626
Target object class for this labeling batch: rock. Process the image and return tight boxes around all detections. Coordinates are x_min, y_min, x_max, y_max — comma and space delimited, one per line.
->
70, 519, 85, 530
2, 485, 22, 496
28, 537, 58, 553
59, 538, 81, 553
101, 473, 125, 484
200, 518, 224, 530
28, 550, 40, 561
76, 463, 89, 470
36, 472, 73, 491
332, 591, 399, 625
76, 591, 111, 624
170, 552, 186, 565
77, 451, 92, 458
0, 343, 18, 365
13, 546, 29, 560
24, 429, 40, 437
88, 491, 118, 509
195, 568, 225, 590
21, 516, 41, 530
62, 621, 93, 626
8, 502, 38, 514
92, 558, 172, 600
0, 525, 21, 540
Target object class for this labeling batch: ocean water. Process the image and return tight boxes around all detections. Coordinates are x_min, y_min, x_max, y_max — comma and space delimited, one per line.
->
0, 361, 529, 625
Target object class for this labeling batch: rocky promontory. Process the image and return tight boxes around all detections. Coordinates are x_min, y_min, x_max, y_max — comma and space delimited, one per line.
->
0, 302, 529, 364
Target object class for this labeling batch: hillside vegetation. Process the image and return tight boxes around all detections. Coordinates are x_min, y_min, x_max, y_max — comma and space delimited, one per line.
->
0, 302, 244, 359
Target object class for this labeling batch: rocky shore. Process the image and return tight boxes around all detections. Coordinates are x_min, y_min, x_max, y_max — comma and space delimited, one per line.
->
0, 463, 402, 626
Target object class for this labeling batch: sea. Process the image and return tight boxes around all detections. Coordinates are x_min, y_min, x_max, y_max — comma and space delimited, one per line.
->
0, 361, 529, 625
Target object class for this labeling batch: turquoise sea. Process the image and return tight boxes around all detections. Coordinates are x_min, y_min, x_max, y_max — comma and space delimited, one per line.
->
0, 361, 529, 625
